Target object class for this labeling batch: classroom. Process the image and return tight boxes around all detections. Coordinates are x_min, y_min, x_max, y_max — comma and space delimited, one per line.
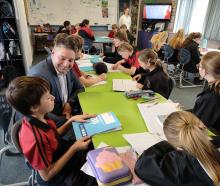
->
0, 0, 220, 185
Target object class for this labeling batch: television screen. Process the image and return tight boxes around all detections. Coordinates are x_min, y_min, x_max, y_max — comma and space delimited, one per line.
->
143, 4, 172, 20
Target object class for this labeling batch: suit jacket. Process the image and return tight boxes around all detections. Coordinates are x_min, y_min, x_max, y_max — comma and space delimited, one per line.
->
28, 56, 85, 116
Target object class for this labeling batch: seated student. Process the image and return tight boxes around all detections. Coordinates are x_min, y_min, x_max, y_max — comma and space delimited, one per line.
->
108, 24, 118, 38
135, 111, 220, 186
102, 30, 129, 64
78, 19, 95, 41
192, 51, 220, 134
119, 24, 135, 45
167, 28, 185, 65
182, 32, 202, 73
151, 31, 168, 60
72, 35, 107, 87
6, 76, 97, 186
57, 20, 71, 35
133, 49, 169, 99
112, 42, 140, 76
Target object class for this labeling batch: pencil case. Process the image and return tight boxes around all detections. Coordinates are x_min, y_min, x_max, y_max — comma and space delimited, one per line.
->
87, 147, 132, 186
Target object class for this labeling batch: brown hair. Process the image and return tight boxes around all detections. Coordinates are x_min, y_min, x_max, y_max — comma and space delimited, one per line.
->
164, 111, 220, 185
117, 42, 133, 53
112, 24, 118, 30
168, 29, 185, 49
114, 31, 129, 42
182, 32, 202, 48
200, 51, 220, 93
72, 34, 84, 50
53, 33, 78, 52
6, 76, 50, 116
120, 24, 127, 30
138, 48, 168, 77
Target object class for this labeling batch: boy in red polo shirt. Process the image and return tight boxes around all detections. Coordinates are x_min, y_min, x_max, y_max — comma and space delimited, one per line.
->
6, 76, 97, 186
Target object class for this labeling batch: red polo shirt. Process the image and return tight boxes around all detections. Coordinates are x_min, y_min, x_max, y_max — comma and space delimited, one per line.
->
125, 51, 140, 68
72, 62, 82, 78
19, 117, 58, 170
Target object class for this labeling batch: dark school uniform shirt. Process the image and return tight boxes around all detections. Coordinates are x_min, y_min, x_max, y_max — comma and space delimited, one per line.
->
140, 66, 169, 99
135, 141, 215, 186
79, 26, 95, 40
193, 87, 220, 134
103, 47, 122, 64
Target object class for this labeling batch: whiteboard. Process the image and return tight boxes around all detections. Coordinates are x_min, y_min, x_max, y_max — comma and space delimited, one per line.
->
26, 0, 118, 25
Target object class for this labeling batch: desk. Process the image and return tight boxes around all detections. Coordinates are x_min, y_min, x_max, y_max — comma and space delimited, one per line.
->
78, 92, 148, 148
94, 36, 112, 43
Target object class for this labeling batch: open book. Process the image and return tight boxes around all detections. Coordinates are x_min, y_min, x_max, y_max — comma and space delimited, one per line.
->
113, 79, 139, 92
72, 112, 122, 139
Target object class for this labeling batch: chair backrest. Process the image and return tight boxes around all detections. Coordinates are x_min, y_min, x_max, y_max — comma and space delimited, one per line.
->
11, 119, 22, 153
168, 76, 176, 98
44, 46, 51, 55
179, 48, 191, 65
163, 44, 174, 61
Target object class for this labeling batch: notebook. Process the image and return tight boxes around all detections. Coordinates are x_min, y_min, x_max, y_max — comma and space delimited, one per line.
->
72, 112, 122, 139
112, 79, 139, 92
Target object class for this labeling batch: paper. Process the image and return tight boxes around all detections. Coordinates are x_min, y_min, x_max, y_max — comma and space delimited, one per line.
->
113, 79, 139, 92
123, 132, 164, 155
137, 100, 177, 137
91, 81, 107, 87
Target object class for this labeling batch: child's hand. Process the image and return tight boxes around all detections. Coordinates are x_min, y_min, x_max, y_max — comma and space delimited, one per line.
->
98, 73, 107, 80
111, 64, 118, 70
70, 113, 96, 123
73, 136, 91, 151
99, 52, 104, 57
133, 74, 141, 81
136, 83, 143, 89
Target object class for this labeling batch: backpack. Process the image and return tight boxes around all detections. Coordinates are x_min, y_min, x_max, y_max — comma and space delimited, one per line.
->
9, 41, 21, 57
2, 21, 16, 39
0, 42, 5, 60
0, 0, 14, 17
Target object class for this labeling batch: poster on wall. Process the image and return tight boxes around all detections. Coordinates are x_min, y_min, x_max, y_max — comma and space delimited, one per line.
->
102, 0, 108, 18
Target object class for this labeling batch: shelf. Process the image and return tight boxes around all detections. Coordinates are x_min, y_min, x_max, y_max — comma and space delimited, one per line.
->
0, 17, 16, 19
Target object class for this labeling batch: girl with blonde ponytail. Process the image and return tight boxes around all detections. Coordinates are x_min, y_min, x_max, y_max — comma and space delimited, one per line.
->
133, 48, 170, 98
135, 111, 220, 186
192, 51, 220, 133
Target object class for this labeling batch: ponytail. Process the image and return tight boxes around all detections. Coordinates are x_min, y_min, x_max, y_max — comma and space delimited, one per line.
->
211, 79, 220, 94
164, 111, 220, 185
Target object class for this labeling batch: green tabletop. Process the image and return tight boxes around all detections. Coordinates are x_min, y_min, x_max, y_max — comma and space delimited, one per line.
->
85, 72, 131, 93
78, 92, 149, 148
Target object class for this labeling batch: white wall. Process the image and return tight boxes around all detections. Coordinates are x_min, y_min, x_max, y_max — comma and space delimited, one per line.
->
13, 0, 33, 72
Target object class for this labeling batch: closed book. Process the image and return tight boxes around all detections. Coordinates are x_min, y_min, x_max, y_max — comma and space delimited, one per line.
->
72, 112, 121, 139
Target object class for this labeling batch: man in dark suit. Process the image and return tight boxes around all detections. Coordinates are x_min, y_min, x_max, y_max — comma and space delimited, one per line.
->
29, 33, 84, 121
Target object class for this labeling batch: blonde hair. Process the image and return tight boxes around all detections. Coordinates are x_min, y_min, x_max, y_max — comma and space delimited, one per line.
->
168, 29, 185, 49
117, 42, 133, 53
201, 51, 220, 93
112, 24, 118, 30
138, 49, 168, 77
164, 111, 220, 185
151, 31, 168, 51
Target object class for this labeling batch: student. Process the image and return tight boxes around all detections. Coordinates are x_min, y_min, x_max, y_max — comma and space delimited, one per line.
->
108, 24, 118, 38
182, 32, 202, 74
78, 19, 95, 41
167, 28, 185, 65
119, 24, 135, 45
102, 30, 128, 64
192, 51, 220, 134
6, 76, 98, 186
57, 20, 71, 35
72, 35, 107, 87
135, 111, 220, 186
119, 7, 131, 31
29, 33, 84, 119
112, 42, 140, 75
133, 49, 170, 99
151, 31, 168, 60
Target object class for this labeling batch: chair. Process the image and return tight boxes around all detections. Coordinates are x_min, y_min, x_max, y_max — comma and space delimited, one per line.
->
168, 76, 176, 98
10, 120, 37, 186
178, 48, 203, 88
82, 38, 93, 54
44, 46, 51, 55
163, 44, 174, 63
